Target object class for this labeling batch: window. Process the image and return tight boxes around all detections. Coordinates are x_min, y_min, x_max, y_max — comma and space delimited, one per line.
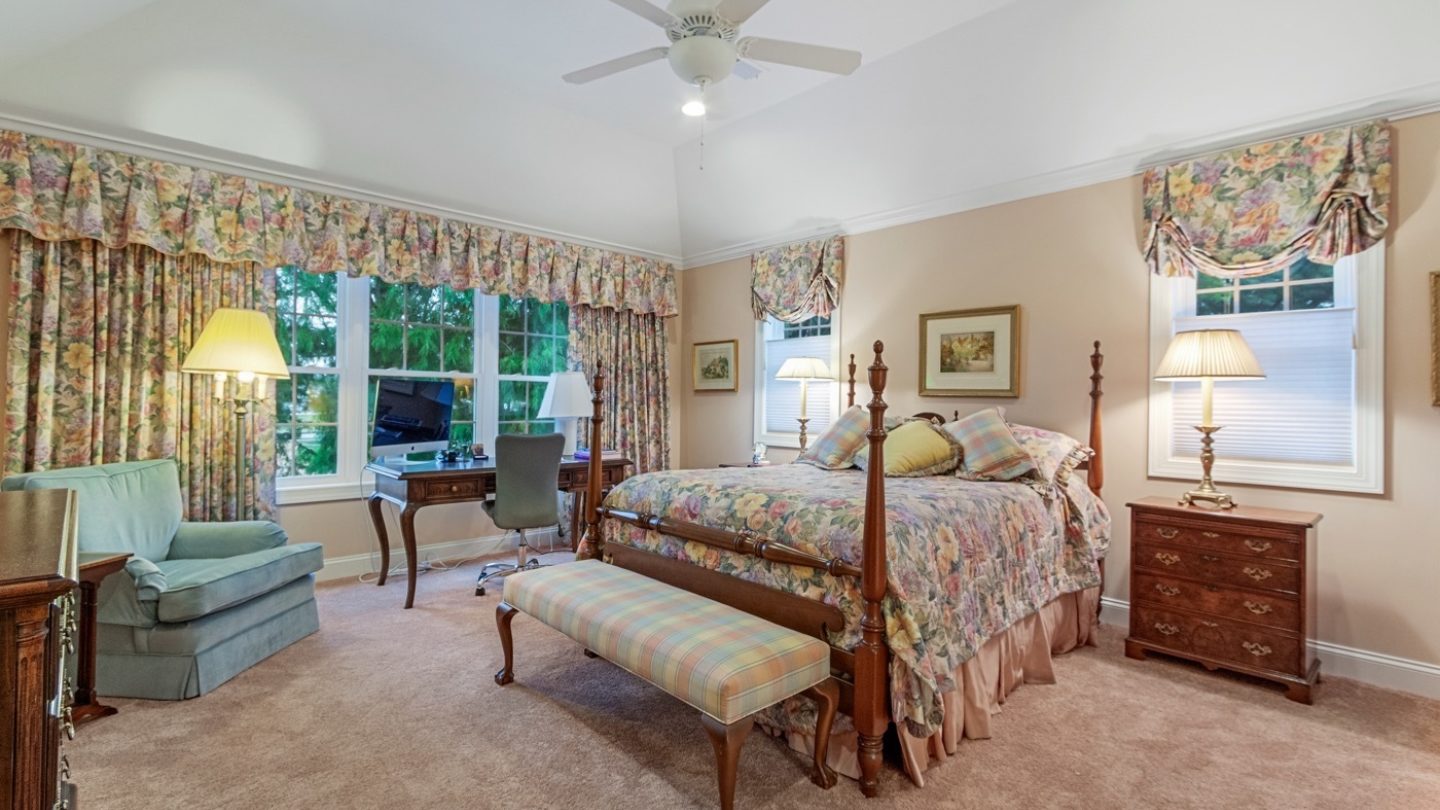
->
1148, 247, 1384, 493
496, 295, 568, 436
368, 280, 478, 453
272, 271, 572, 504
274, 268, 341, 477
755, 313, 840, 448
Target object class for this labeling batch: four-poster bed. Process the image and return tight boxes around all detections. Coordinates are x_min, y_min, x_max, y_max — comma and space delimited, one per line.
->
577, 340, 1107, 796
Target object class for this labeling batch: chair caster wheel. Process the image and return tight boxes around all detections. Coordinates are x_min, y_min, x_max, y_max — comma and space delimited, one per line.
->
476, 586, 486, 597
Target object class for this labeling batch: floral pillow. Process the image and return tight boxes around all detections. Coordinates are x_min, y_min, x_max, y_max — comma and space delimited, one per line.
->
853, 420, 960, 477
942, 407, 1038, 481
795, 405, 871, 470
1009, 424, 1091, 487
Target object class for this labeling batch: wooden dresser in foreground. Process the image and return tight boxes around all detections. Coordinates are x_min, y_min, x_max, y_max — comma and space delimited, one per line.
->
1, 489, 80, 809
1125, 497, 1321, 703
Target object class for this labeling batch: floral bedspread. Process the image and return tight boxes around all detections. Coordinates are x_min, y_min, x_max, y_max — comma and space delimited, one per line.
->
601, 464, 1110, 737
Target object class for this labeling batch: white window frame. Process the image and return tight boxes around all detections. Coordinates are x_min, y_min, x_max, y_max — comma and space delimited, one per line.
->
1147, 245, 1384, 494
753, 312, 842, 450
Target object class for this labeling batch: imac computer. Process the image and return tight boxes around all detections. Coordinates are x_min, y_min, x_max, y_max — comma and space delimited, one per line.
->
370, 378, 455, 462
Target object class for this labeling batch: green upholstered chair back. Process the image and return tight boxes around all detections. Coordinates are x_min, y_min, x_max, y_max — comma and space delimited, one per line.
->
1, 459, 183, 560
489, 433, 565, 530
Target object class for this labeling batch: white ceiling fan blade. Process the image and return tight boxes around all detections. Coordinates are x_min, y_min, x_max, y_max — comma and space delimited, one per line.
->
606, 0, 679, 28
563, 47, 670, 84
738, 37, 862, 75
732, 60, 762, 80
715, 0, 771, 24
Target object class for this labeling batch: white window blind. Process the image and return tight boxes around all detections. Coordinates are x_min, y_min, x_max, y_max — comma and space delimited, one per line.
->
761, 320, 837, 437
1169, 307, 1356, 465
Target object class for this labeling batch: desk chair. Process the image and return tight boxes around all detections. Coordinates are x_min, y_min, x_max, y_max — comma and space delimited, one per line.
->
476, 433, 566, 597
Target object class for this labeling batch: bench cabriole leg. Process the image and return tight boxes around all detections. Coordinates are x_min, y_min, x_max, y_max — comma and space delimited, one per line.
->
495, 601, 518, 686
699, 713, 754, 810
804, 680, 840, 789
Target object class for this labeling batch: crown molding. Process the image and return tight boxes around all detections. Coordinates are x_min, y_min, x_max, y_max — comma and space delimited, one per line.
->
677, 82, 1440, 270
0, 109, 685, 265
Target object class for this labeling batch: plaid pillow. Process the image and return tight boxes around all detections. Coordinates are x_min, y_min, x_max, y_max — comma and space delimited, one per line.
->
943, 407, 1038, 481
795, 405, 871, 470
1010, 424, 1089, 486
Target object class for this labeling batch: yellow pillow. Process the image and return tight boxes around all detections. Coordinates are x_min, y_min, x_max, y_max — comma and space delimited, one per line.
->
854, 420, 959, 477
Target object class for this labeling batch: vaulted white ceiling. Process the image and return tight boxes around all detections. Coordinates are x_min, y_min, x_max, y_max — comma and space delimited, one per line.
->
3, 0, 1440, 265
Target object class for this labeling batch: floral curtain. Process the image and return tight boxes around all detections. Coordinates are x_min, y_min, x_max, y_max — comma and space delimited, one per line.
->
1142, 121, 1391, 278
751, 234, 844, 322
5, 231, 276, 520
0, 130, 678, 317
567, 305, 670, 474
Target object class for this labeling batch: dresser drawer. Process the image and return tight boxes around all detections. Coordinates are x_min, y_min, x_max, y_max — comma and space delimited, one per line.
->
1133, 572, 1299, 631
1134, 542, 1300, 594
1131, 604, 1303, 675
1134, 520, 1300, 562
424, 479, 480, 500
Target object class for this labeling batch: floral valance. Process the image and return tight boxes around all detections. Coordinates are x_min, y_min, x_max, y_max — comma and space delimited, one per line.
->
751, 234, 844, 322
0, 130, 677, 316
1142, 121, 1391, 279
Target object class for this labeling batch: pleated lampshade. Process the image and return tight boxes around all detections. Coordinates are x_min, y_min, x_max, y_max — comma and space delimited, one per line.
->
181, 308, 291, 379
1154, 329, 1266, 381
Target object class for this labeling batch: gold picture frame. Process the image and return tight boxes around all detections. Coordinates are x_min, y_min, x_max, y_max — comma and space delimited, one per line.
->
919, 305, 1022, 397
1431, 272, 1439, 407
692, 339, 739, 392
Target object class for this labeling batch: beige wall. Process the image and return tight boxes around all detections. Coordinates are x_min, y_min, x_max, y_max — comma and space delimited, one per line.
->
677, 112, 1440, 667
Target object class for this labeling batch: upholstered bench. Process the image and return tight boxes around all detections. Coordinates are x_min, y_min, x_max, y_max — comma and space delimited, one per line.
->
495, 559, 839, 810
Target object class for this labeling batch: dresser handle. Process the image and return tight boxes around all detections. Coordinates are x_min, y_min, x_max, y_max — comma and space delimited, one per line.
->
1154, 551, 1181, 567
1242, 566, 1273, 582
1154, 583, 1181, 597
1241, 641, 1272, 657
1243, 600, 1273, 615
1153, 622, 1181, 637
1244, 538, 1273, 553
1155, 527, 1180, 539
450, 484, 459, 492
1202, 531, 1221, 538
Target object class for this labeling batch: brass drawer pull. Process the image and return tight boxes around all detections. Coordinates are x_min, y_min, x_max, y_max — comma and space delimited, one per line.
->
1244, 538, 1273, 553
1243, 600, 1273, 615
1202, 531, 1221, 538
1154, 551, 1181, 567
1241, 641, 1272, 657
1155, 527, 1180, 539
1154, 583, 1181, 597
450, 484, 459, 492
1153, 622, 1181, 637
1242, 566, 1273, 582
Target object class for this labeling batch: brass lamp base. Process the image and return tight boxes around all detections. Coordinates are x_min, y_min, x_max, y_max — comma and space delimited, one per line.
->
796, 417, 810, 451
1180, 425, 1236, 510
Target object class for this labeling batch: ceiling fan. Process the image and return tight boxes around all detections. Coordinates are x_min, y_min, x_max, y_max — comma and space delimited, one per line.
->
563, 0, 863, 88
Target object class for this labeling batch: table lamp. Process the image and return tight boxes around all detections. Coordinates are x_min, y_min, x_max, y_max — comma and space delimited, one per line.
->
538, 371, 594, 456
1154, 328, 1265, 509
181, 308, 290, 509
775, 356, 832, 451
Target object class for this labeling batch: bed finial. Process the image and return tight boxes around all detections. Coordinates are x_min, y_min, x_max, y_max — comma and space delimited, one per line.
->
580, 361, 606, 560
846, 353, 857, 408
1087, 342, 1104, 496
857, 339, 889, 797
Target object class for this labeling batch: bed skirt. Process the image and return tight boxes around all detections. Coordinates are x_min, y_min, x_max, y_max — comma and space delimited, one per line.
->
766, 585, 1101, 787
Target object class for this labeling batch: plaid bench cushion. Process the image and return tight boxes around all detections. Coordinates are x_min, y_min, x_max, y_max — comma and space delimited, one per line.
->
504, 559, 830, 724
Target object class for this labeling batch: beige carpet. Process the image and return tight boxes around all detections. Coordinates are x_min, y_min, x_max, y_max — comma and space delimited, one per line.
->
69, 555, 1440, 809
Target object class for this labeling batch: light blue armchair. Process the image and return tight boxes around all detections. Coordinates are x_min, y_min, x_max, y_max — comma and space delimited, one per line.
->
2, 459, 322, 700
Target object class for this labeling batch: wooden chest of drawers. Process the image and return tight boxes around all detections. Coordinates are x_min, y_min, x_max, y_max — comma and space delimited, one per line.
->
1124, 497, 1321, 703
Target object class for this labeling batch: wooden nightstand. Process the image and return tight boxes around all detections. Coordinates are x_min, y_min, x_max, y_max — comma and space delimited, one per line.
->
1124, 497, 1322, 703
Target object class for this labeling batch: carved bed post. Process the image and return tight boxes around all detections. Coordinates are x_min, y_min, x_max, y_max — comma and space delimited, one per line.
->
580, 363, 606, 561
846, 353, 857, 408
855, 341, 889, 798
1087, 341, 1105, 496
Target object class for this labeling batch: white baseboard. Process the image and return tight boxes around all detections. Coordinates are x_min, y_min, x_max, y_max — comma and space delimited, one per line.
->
316, 527, 563, 582
1097, 597, 1440, 701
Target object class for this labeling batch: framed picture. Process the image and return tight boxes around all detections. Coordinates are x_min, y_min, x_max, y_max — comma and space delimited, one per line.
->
1431, 272, 1439, 407
919, 305, 1021, 397
692, 339, 739, 392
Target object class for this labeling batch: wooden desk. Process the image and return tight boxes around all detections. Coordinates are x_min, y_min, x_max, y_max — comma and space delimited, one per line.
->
366, 455, 632, 608
74, 552, 131, 725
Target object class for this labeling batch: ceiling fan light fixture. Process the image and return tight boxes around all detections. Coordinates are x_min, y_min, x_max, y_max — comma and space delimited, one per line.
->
681, 99, 707, 117
667, 34, 737, 85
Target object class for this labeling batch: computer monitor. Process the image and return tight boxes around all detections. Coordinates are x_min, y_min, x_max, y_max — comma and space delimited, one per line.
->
370, 378, 455, 459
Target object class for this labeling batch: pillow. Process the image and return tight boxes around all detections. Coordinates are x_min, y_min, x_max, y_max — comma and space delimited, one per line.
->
1010, 424, 1090, 486
853, 420, 960, 477
795, 405, 870, 470
943, 407, 1038, 481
